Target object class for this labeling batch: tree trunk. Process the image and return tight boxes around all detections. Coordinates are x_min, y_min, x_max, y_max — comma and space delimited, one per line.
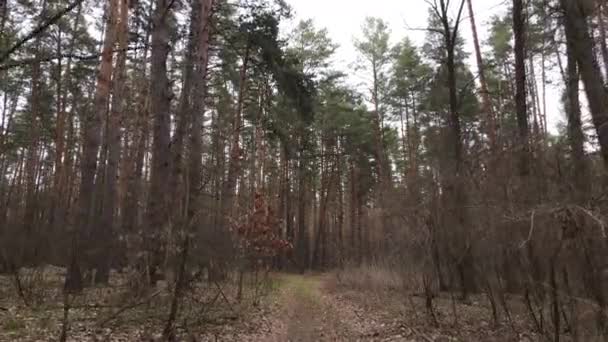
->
565, 30, 589, 201
513, 0, 530, 177
597, 2, 608, 80
170, 0, 201, 221
296, 138, 309, 272
52, 4, 81, 232
561, 0, 608, 168
146, 0, 173, 284
97, 0, 129, 283
66, 0, 118, 292
466, 0, 496, 150
121, 1, 153, 235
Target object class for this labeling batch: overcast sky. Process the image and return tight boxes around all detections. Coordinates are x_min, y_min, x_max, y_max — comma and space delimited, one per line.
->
284, 0, 564, 132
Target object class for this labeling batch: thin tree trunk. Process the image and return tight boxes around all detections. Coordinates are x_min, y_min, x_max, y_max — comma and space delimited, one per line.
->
297, 138, 309, 272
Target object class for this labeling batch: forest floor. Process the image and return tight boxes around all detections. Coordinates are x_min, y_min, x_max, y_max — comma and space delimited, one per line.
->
0, 267, 564, 341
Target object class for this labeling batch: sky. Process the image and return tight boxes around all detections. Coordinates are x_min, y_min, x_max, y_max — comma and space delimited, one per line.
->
284, 0, 564, 132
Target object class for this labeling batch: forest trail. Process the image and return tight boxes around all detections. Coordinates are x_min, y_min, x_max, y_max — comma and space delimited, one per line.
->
242, 274, 400, 342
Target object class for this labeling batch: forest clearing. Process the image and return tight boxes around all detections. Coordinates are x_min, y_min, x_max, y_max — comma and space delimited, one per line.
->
1, 0, 608, 340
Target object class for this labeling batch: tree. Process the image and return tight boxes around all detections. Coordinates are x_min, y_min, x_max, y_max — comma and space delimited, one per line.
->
560, 0, 608, 168
354, 17, 392, 188
145, 0, 174, 283
563, 18, 589, 201
512, 0, 530, 176
427, 0, 475, 298
66, 0, 119, 292
466, 0, 496, 150
390, 37, 430, 200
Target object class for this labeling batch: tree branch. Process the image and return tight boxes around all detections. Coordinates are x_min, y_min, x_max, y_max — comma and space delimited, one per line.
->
0, 45, 147, 71
0, 0, 86, 63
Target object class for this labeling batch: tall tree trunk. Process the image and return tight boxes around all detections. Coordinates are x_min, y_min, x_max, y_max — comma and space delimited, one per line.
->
296, 137, 309, 272
466, 0, 496, 150
22, 55, 42, 265
171, 0, 201, 220
187, 0, 214, 279
371, 61, 390, 188
399, 100, 409, 184
561, 0, 608, 167
437, 0, 472, 298
188, 0, 214, 220
597, 2, 608, 80
565, 30, 589, 201
52, 4, 81, 232
97, 0, 129, 283
66, 0, 118, 292
513, 0, 530, 177
146, 0, 173, 284
22, 0, 50, 266
223, 49, 248, 210
122, 0, 153, 234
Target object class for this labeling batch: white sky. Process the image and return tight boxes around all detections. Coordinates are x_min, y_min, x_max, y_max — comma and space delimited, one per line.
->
285, 0, 564, 132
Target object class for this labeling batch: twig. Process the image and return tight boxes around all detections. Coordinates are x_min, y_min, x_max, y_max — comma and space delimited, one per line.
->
519, 210, 536, 249
400, 320, 434, 342
213, 280, 236, 315
574, 205, 607, 239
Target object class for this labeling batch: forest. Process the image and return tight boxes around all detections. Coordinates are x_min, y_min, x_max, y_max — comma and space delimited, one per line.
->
0, 0, 607, 340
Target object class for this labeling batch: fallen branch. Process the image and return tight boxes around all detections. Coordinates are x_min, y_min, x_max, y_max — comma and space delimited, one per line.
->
400, 321, 434, 342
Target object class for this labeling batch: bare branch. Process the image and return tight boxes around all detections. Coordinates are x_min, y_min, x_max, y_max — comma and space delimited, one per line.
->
0, 0, 85, 63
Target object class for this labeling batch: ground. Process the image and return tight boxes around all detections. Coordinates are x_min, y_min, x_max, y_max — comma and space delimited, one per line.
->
236, 274, 397, 341
0, 268, 570, 341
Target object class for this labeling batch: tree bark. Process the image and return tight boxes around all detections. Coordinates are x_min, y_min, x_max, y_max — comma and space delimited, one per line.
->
565, 28, 589, 201
466, 0, 496, 150
97, 0, 129, 282
561, 0, 608, 168
146, 0, 173, 283
297, 137, 309, 272
513, 0, 530, 176
66, 0, 118, 292
597, 2, 608, 80
51, 4, 81, 231
188, 0, 214, 220
171, 0, 201, 220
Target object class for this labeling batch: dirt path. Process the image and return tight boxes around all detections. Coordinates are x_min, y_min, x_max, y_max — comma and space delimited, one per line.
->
242, 274, 394, 342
